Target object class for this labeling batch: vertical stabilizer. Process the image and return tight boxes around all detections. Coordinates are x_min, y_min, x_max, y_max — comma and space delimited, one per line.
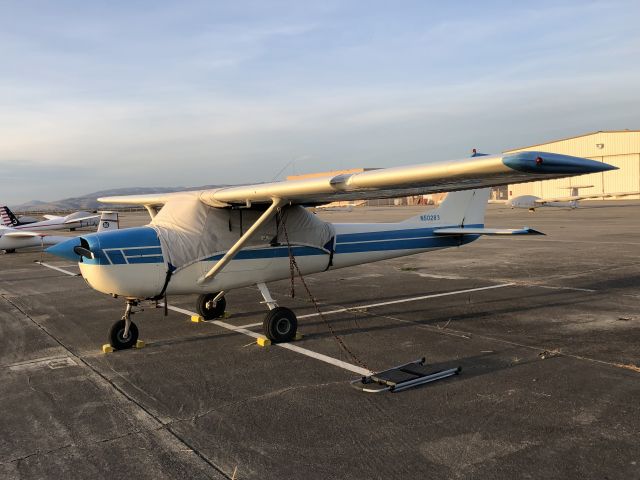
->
97, 212, 119, 232
403, 188, 491, 227
0, 206, 20, 226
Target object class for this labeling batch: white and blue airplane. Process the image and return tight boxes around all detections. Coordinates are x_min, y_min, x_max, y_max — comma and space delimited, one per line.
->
47, 151, 615, 350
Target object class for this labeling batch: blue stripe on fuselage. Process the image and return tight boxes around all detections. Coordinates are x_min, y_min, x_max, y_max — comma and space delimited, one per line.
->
334, 235, 477, 254
123, 247, 163, 257
335, 224, 483, 243
127, 256, 165, 264
105, 250, 126, 265
204, 245, 327, 261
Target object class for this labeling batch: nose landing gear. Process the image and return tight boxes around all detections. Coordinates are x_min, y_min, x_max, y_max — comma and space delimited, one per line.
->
195, 292, 227, 320
109, 299, 140, 350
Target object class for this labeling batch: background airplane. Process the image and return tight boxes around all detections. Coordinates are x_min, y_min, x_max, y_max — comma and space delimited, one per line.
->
0, 212, 119, 253
508, 185, 640, 211
313, 200, 367, 212
47, 151, 615, 351
0, 206, 100, 231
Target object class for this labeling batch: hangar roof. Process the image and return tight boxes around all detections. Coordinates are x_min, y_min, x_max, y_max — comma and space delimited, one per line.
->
504, 130, 640, 153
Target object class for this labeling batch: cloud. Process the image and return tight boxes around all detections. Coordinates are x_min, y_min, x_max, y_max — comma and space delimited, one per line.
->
1, 1, 639, 203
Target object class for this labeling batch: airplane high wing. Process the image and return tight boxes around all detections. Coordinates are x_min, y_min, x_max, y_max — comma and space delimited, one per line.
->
48, 150, 616, 351
99, 151, 612, 208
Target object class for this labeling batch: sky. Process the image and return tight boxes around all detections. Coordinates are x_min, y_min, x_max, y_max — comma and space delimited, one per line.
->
1, 0, 639, 204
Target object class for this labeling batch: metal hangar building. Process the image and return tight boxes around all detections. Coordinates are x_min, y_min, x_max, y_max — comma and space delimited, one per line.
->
506, 130, 640, 200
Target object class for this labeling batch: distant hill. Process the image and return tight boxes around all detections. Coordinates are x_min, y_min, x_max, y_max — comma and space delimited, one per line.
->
11, 185, 227, 212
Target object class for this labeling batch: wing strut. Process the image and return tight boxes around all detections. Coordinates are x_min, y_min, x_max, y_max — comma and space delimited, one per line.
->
197, 198, 286, 284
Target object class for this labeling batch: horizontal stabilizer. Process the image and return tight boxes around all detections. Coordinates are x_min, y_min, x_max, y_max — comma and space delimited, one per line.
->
433, 227, 544, 236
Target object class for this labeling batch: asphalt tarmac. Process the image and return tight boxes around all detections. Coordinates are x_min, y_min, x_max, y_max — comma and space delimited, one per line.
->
1, 202, 639, 479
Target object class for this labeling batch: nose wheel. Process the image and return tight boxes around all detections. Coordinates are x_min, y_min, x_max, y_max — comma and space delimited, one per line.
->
109, 300, 139, 350
196, 292, 226, 320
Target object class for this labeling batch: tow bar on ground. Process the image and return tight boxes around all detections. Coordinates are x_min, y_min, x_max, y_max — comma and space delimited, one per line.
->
350, 358, 460, 393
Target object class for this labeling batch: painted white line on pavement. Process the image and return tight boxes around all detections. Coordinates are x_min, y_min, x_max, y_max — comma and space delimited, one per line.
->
235, 283, 516, 329
160, 303, 370, 376
35, 261, 80, 276
297, 283, 516, 319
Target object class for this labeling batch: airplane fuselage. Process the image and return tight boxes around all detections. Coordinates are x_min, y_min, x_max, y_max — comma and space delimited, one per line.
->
75, 222, 480, 299
12, 218, 99, 231
508, 195, 577, 210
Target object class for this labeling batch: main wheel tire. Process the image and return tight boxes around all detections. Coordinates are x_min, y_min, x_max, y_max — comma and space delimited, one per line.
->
263, 307, 297, 343
196, 293, 227, 320
4, 249, 15, 254
109, 319, 139, 350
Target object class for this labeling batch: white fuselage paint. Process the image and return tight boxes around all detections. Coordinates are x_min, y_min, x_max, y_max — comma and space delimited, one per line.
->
78, 221, 464, 299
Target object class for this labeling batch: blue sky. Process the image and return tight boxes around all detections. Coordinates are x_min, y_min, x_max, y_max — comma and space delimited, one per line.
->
1, 0, 639, 204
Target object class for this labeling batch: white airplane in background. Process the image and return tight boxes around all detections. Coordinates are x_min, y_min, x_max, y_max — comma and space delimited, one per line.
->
0, 212, 119, 253
313, 200, 367, 212
0, 206, 101, 231
508, 185, 640, 211
47, 151, 615, 350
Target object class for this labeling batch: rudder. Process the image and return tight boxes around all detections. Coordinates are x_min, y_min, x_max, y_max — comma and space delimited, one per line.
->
0, 206, 20, 226
98, 211, 119, 232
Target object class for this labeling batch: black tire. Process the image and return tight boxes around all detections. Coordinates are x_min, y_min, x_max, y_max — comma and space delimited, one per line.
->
263, 307, 297, 343
196, 293, 227, 320
109, 319, 139, 350
4, 249, 15, 254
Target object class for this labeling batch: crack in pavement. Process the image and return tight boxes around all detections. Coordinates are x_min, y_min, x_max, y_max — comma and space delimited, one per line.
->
1, 294, 233, 480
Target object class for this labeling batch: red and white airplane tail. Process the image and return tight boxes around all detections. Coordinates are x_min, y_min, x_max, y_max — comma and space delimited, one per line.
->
0, 206, 20, 227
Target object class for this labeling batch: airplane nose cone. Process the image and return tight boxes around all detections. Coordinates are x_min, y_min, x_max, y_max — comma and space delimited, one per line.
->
503, 151, 617, 174
46, 237, 82, 261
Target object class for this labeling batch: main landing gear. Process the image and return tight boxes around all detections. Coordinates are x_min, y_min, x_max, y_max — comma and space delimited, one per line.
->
109, 299, 140, 350
257, 282, 298, 343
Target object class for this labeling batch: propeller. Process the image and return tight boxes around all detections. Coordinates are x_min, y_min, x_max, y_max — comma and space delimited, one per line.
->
73, 245, 94, 259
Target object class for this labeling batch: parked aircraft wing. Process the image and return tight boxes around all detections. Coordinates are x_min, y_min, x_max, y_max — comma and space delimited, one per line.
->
43, 215, 63, 220
434, 227, 544, 235
3, 231, 46, 238
99, 152, 615, 208
63, 214, 99, 224
535, 191, 640, 204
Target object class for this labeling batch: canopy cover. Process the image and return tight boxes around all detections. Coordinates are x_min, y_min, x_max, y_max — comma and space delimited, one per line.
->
150, 194, 334, 270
